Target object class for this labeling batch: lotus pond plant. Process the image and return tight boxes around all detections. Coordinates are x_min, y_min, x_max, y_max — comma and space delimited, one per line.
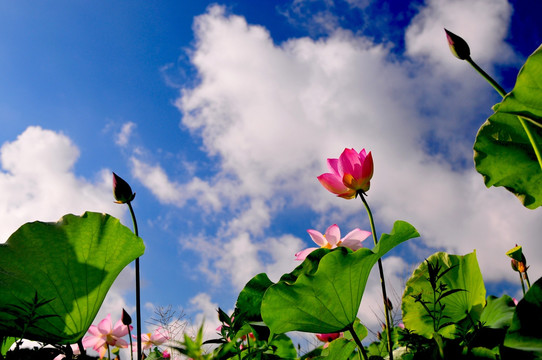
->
2, 28, 542, 360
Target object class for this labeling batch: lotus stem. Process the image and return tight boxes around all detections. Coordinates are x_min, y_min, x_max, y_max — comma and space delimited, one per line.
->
127, 201, 142, 360
347, 323, 369, 360
358, 192, 394, 360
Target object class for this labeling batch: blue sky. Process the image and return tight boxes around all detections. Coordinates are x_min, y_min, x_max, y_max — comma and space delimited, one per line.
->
1, 0, 542, 349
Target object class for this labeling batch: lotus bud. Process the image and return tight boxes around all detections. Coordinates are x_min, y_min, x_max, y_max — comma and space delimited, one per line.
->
506, 245, 527, 271
122, 308, 132, 326
113, 172, 136, 204
385, 297, 393, 311
511, 259, 520, 272
444, 29, 470, 60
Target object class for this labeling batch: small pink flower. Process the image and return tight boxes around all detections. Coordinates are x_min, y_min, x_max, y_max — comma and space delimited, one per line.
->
82, 314, 132, 359
318, 148, 374, 199
316, 332, 341, 343
162, 350, 171, 359
295, 224, 370, 261
316, 332, 343, 348
133, 327, 169, 351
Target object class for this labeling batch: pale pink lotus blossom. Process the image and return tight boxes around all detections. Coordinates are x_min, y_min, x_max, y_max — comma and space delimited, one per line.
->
82, 314, 132, 359
318, 148, 374, 199
295, 224, 371, 261
133, 327, 169, 351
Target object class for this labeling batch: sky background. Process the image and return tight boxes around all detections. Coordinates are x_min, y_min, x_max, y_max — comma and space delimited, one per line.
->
2, 0, 542, 353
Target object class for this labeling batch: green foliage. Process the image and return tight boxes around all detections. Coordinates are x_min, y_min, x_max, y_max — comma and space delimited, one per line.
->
236, 273, 274, 323
0, 337, 16, 357
366, 326, 401, 359
0, 212, 144, 344
319, 338, 357, 360
504, 276, 542, 354
480, 295, 516, 329
402, 252, 486, 340
261, 221, 419, 335
189, 287, 298, 360
474, 44, 542, 209
174, 325, 215, 360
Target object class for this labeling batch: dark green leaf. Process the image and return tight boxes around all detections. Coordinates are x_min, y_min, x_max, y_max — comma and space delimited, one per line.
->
236, 273, 273, 322
474, 44, 542, 209
504, 276, 542, 353
0, 212, 144, 344
480, 295, 516, 329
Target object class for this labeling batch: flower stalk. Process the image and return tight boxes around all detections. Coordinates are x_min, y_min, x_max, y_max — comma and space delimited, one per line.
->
122, 309, 134, 360
127, 201, 142, 360
358, 191, 394, 360
444, 28, 542, 171
113, 172, 142, 360
346, 323, 369, 360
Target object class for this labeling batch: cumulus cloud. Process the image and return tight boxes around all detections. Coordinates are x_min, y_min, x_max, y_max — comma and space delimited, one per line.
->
406, 0, 516, 67
116, 121, 136, 147
130, 157, 221, 211
188, 293, 222, 339
173, 0, 539, 286
0, 126, 125, 242
125, 0, 540, 335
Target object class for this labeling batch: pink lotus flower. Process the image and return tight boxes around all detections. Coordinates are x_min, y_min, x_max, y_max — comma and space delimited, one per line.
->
133, 327, 169, 351
295, 224, 371, 261
316, 332, 342, 343
318, 148, 374, 199
82, 314, 132, 359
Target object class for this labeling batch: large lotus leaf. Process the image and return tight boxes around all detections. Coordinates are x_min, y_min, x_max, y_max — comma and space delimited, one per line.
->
401, 252, 486, 339
261, 221, 419, 334
480, 295, 516, 329
0, 212, 144, 344
267, 333, 297, 359
504, 276, 542, 353
235, 273, 273, 322
474, 44, 542, 209
320, 338, 357, 360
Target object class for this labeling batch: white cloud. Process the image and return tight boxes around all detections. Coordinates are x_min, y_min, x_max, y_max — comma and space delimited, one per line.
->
132, 0, 538, 336
130, 156, 222, 211
405, 0, 516, 67
131, 157, 184, 205
0, 126, 125, 242
188, 293, 222, 340
116, 121, 136, 147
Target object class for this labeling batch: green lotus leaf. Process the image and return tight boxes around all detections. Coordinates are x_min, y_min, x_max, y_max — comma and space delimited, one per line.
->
480, 295, 516, 329
401, 252, 486, 339
0, 212, 144, 344
320, 338, 357, 360
474, 44, 542, 209
261, 221, 419, 335
504, 276, 542, 353
267, 333, 297, 359
235, 273, 273, 323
